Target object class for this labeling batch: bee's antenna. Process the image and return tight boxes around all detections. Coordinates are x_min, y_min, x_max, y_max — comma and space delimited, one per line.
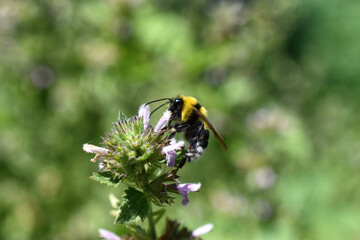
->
145, 98, 172, 106
150, 101, 171, 116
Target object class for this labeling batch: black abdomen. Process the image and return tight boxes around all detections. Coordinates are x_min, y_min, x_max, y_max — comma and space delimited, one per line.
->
184, 121, 209, 161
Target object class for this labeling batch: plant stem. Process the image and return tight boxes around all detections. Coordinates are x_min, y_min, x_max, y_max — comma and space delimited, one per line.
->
147, 200, 157, 240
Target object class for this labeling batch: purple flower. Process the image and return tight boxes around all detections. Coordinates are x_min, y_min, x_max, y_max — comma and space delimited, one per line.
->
139, 103, 171, 133
192, 223, 214, 237
177, 183, 201, 205
138, 104, 150, 129
98, 229, 121, 240
162, 139, 185, 167
154, 110, 171, 133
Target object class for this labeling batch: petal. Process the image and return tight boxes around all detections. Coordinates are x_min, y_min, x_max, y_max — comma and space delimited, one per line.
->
178, 183, 201, 193
83, 144, 109, 155
99, 229, 121, 240
180, 191, 190, 205
162, 140, 185, 167
171, 140, 185, 151
162, 140, 184, 153
154, 110, 171, 133
99, 162, 104, 170
177, 183, 201, 206
162, 139, 185, 153
165, 150, 177, 167
138, 104, 150, 129
192, 223, 214, 237
187, 183, 201, 192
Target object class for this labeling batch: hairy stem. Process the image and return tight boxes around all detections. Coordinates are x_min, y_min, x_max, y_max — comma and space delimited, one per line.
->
147, 200, 157, 240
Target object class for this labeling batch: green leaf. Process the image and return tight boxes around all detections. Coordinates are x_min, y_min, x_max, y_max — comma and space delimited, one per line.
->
175, 149, 186, 166
136, 151, 152, 161
90, 171, 121, 187
115, 187, 149, 224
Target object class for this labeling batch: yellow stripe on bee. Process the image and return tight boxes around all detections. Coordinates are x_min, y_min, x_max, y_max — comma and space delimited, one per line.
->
200, 107, 209, 130
180, 95, 209, 130
180, 95, 198, 122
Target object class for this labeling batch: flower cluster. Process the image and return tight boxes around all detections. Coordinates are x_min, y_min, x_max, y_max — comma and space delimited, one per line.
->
83, 104, 211, 239
83, 104, 200, 207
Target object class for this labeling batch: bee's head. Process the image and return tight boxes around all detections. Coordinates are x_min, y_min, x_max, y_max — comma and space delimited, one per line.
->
168, 97, 183, 119
145, 96, 184, 119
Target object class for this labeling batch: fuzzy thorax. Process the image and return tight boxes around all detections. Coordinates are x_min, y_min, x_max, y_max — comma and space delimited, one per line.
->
179, 95, 209, 130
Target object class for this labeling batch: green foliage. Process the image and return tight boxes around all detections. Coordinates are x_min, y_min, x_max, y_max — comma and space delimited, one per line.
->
90, 171, 122, 187
116, 188, 149, 224
91, 111, 184, 210
1, 0, 360, 239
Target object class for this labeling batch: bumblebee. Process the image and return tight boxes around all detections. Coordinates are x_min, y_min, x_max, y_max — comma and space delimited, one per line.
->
146, 95, 227, 166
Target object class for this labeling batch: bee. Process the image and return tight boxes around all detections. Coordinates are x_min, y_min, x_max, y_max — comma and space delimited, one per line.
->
146, 95, 227, 167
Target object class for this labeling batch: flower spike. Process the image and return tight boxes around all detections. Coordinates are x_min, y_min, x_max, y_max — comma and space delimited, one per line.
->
84, 102, 206, 239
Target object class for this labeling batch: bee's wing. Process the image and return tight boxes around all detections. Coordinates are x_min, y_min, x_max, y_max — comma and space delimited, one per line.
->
194, 108, 227, 150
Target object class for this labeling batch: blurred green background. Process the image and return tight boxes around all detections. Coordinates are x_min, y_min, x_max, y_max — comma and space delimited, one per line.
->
1, 0, 360, 239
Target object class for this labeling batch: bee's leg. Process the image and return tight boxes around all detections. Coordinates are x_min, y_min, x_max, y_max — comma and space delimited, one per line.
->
178, 130, 200, 169
173, 122, 191, 132
167, 123, 179, 139
166, 122, 195, 169
167, 122, 191, 139
167, 122, 192, 169
168, 131, 176, 139
178, 156, 187, 169
166, 120, 173, 129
